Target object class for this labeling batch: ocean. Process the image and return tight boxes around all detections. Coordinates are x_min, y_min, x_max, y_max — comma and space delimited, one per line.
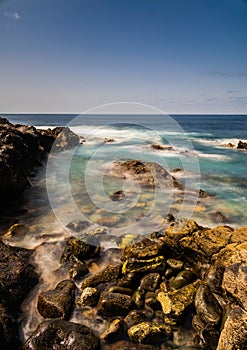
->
5, 113, 247, 228
2, 113, 247, 341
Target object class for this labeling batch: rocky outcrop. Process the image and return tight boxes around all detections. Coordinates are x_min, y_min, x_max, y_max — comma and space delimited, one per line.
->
106, 160, 182, 189
0, 117, 79, 198
0, 241, 39, 350
237, 140, 247, 150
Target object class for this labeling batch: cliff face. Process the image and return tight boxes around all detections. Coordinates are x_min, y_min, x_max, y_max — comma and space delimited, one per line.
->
0, 117, 80, 197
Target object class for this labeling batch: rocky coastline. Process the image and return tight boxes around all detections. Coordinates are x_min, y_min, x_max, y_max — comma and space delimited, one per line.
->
0, 118, 247, 349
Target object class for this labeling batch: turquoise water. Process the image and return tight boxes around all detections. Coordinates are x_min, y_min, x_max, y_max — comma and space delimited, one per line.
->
4, 114, 247, 227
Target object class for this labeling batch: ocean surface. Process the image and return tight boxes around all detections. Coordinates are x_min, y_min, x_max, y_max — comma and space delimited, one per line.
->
2, 113, 247, 341
5, 113, 247, 228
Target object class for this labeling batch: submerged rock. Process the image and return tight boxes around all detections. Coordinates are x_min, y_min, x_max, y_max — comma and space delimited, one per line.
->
38, 280, 75, 320
23, 319, 100, 350
110, 190, 126, 202
128, 322, 171, 344
124, 310, 150, 328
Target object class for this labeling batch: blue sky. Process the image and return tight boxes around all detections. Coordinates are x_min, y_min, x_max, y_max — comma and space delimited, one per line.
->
0, 0, 247, 114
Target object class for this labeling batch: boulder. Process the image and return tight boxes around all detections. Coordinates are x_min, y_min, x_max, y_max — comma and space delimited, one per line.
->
38, 280, 75, 320
98, 292, 134, 317
217, 306, 247, 350
160, 220, 233, 263
61, 236, 100, 263
100, 318, 125, 343
80, 263, 122, 289
106, 160, 182, 189
122, 256, 166, 275
237, 140, 247, 150
157, 280, 201, 322
128, 322, 171, 344
23, 319, 100, 350
77, 287, 99, 307
0, 241, 38, 349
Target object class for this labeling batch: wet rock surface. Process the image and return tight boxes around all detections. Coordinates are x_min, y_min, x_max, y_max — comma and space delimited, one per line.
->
23, 319, 100, 350
38, 280, 76, 320
2, 216, 247, 349
0, 241, 39, 349
0, 118, 79, 200
237, 140, 247, 150
106, 160, 182, 189
98, 291, 134, 317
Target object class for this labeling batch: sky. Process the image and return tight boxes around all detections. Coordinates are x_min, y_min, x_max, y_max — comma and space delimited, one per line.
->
0, 0, 247, 114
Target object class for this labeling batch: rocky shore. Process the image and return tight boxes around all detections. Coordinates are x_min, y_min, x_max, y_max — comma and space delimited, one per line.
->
0, 118, 247, 349
0, 117, 79, 349
19, 219, 246, 350
0, 117, 79, 199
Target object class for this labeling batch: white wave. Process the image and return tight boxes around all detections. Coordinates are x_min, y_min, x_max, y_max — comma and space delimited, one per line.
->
195, 151, 230, 161
193, 137, 247, 148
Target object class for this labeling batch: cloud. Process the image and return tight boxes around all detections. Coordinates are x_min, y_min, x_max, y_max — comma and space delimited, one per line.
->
225, 89, 241, 94
3, 11, 21, 20
211, 71, 247, 77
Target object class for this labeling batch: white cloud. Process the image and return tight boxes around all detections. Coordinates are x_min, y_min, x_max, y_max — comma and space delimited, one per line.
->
4, 11, 21, 20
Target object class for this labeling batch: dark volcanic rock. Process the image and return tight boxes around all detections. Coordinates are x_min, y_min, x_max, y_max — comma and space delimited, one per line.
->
23, 319, 100, 350
61, 236, 100, 263
38, 280, 75, 320
98, 291, 134, 317
80, 263, 122, 289
0, 241, 38, 305
237, 140, 247, 150
100, 318, 125, 343
0, 118, 79, 198
0, 118, 40, 196
0, 303, 19, 350
0, 241, 38, 350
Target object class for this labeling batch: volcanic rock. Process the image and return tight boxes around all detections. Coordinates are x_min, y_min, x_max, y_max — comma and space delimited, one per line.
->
37, 280, 75, 320
23, 319, 100, 350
